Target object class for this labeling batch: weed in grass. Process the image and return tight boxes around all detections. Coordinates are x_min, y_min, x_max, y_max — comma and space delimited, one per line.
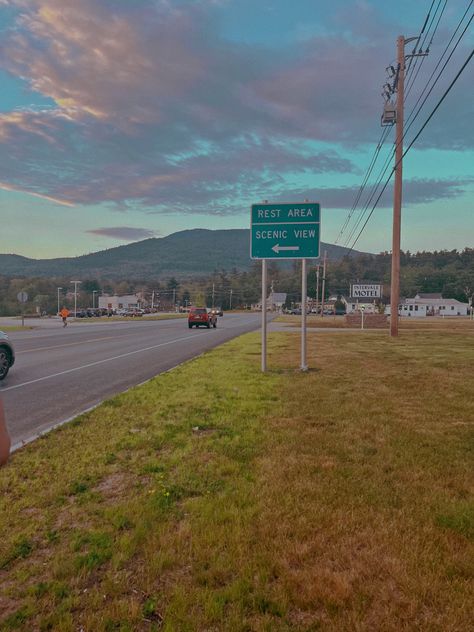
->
45, 529, 59, 544
30, 581, 49, 598
141, 461, 166, 474
104, 452, 117, 465
104, 620, 133, 632
0, 536, 33, 569
69, 480, 89, 495
73, 530, 113, 571
436, 501, 474, 540
2, 606, 33, 630
111, 513, 134, 531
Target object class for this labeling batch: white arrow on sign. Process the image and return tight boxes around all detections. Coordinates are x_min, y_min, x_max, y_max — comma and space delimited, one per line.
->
271, 244, 300, 254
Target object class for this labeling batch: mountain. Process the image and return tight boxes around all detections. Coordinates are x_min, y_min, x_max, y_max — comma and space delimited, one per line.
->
0, 229, 366, 279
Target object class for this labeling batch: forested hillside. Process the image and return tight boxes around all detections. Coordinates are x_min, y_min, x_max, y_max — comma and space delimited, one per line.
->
0, 229, 357, 280
1, 249, 472, 316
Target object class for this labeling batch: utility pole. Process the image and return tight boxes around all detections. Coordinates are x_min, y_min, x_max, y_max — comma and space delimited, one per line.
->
212, 283, 215, 308
173, 288, 176, 309
230, 288, 233, 310
320, 251, 327, 317
388, 35, 426, 336
390, 35, 406, 338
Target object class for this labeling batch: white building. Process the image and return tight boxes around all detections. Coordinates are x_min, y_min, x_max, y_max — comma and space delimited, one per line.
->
399, 293, 469, 317
268, 292, 287, 310
98, 295, 140, 311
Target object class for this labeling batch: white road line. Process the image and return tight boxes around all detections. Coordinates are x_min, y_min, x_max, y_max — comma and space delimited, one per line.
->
17, 335, 129, 354
1, 332, 207, 392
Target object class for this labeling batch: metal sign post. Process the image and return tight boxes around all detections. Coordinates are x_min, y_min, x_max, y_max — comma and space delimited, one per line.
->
251, 201, 321, 373
17, 291, 28, 327
261, 259, 267, 372
301, 259, 308, 371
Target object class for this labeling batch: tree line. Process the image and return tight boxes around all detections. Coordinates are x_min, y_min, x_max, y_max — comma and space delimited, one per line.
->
0, 248, 472, 316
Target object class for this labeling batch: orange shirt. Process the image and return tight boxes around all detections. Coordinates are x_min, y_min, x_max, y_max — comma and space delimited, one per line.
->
59, 308, 69, 318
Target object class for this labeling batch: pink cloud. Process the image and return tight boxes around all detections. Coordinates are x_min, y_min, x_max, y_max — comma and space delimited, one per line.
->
0, 0, 471, 214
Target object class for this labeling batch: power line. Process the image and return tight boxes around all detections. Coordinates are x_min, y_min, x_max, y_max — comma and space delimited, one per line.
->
346, 46, 474, 253
344, 3, 473, 252
335, 0, 438, 246
405, 0, 446, 98
404, 2, 473, 135
334, 127, 391, 244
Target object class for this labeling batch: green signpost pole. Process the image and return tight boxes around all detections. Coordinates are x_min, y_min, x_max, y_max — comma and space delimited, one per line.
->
301, 258, 308, 371
261, 259, 267, 372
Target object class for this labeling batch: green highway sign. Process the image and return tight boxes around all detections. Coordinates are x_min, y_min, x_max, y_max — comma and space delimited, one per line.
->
250, 202, 321, 259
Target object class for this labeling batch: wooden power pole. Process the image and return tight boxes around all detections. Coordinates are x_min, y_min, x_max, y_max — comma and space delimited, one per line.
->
390, 35, 406, 338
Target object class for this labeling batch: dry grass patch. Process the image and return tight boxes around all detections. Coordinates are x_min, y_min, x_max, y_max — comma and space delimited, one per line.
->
276, 314, 349, 328
0, 329, 473, 630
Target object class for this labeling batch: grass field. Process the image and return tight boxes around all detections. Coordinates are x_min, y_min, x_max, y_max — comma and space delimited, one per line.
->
276, 313, 474, 331
0, 324, 473, 630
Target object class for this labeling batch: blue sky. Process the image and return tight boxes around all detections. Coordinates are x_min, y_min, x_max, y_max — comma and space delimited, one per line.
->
0, 0, 472, 258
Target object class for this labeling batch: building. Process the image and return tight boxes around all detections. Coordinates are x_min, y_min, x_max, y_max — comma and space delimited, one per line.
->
268, 292, 287, 310
399, 293, 469, 317
252, 292, 287, 311
98, 295, 141, 311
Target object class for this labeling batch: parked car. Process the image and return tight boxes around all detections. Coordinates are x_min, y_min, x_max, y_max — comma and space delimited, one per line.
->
0, 331, 15, 381
188, 307, 217, 329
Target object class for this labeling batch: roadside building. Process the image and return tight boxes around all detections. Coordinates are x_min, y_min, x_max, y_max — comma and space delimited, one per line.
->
98, 295, 140, 311
385, 293, 469, 317
399, 293, 469, 317
268, 292, 287, 311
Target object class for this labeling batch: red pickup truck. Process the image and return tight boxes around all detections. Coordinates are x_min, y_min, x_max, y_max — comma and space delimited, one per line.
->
188, 307, 217, 329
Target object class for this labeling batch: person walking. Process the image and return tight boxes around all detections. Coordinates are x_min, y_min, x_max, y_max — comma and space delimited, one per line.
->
59, 306, 70, 327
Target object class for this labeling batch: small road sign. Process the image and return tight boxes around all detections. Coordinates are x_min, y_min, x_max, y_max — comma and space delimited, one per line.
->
17, 291, 28, 303
251, 202, 321, 259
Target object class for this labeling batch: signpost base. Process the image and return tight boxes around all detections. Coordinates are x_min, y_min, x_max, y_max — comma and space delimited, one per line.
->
261, 259, 267, 372
301, 258, 308, 371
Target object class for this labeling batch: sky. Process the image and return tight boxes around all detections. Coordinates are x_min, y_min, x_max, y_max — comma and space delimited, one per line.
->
0, 0, 472, 259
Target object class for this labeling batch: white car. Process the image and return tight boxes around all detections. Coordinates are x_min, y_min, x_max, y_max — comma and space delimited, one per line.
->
0, 331, 15, 381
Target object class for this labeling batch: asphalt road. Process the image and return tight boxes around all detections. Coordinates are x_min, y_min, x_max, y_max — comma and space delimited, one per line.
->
0, 314, 261, 448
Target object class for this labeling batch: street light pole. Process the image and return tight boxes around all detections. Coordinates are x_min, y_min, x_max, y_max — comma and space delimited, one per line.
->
92, 290, 97, 309
57, 287, 62, 315
70, 281, 81, 318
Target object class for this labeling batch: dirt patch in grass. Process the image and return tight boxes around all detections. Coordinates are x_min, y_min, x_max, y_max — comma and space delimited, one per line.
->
0, 329, 473, 630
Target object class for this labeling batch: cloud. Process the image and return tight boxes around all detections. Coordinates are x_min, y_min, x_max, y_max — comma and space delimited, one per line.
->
287, 177, 473, 209
86, 226, 160, 241
0, 0, 472, 215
